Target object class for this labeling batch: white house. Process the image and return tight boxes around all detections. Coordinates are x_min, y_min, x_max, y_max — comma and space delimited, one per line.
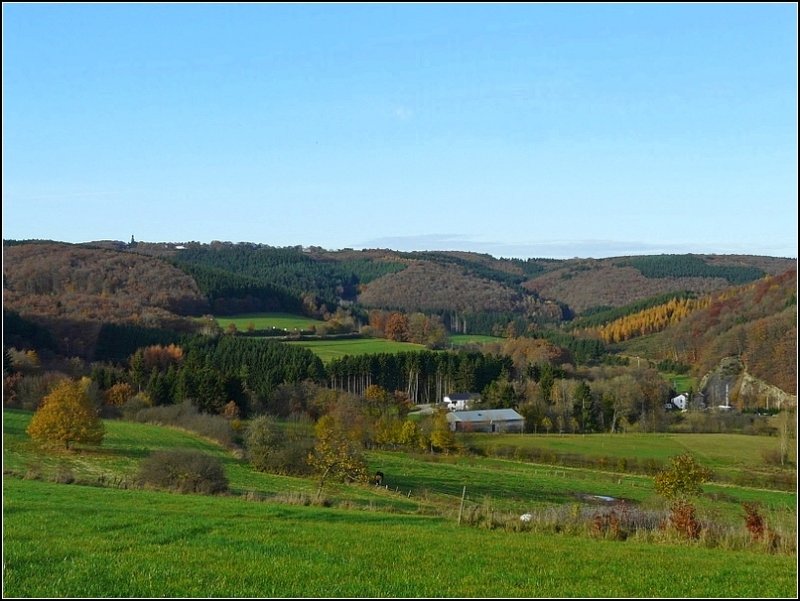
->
666, 394, 688, 411
443, 393, 479, 411
446, 408, 525, 433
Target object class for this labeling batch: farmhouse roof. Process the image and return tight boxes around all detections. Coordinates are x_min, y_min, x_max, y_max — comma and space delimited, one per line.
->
447, 409, 524, 423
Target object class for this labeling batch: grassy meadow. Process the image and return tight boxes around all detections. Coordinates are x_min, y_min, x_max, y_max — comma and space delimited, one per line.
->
662, 372, 697, 394
287, 338, 427, 362
464, 431, 796, 475
5, 478, 797, 598
448, 334, 505, 346
213, 312, 325, 332
3, 409, 797, 597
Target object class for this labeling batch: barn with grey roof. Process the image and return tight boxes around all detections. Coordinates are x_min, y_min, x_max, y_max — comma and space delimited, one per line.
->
445, 408, 525, 433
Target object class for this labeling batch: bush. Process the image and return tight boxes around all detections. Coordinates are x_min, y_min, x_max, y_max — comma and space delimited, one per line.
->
137, 450, 228, 494
761, 449, 785, 467
668, 500, 702, 539
245, 415, 314, 475
743, 502, 765, 540
134, 400, 233, 447
591, 509, 626, 540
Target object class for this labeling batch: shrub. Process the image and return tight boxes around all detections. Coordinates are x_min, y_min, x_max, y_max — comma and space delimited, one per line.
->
245, 415, 314, 475
137, 450, 228, 494
591, 509, 626, 540
668, 500, 702, 540
121, 393, 153, 420
761, 449, 785, 467
134, 400, 233, 447
53, 465, 76, 484
743, 502, 765, 540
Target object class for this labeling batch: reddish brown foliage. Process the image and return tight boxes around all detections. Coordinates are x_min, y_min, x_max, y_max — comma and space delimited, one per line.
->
669, 500, 702, 539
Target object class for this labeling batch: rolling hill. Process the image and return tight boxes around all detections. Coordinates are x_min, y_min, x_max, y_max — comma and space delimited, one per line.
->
3, 240, 796, 398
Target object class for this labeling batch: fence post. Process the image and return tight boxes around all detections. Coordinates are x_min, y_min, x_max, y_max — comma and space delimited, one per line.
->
457, 485, 466, 525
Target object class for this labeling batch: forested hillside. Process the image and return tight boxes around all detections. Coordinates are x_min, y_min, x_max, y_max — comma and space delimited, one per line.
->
620, 268, 797, 394
524, 255, 795, 314
3, 240, 795, 399
357, 261, 526, 313
3, 243, 205, 357
3, 243, 208, 319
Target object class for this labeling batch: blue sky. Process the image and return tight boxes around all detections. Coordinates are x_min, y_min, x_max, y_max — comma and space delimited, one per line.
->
3, 3, 797, 259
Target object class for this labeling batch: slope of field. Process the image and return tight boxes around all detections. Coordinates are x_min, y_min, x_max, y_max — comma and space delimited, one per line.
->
463, 432, 796, 486
5, 478, 796, 598
4, 406, 797, 596
449, 334, 505, 347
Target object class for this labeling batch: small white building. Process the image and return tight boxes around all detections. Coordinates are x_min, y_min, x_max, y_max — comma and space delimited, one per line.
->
666, 394, 688, 411
443, 393, 479, 411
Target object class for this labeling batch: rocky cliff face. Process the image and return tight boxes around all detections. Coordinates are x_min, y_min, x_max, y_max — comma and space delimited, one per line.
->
700, 356, 797, 410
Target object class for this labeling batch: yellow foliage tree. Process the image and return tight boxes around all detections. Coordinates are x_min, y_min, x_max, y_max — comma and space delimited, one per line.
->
27, 379, 104, 450
308, 414, 368, 498
429, 410, 457, 453
104, 382, 135, 406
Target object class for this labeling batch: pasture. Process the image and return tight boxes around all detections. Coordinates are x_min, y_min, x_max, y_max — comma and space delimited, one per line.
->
4, 410, 794, 519
662, 372, 696, 394
4, 478, 797, 598
213, 312, 324, 332
448, 334, 504, 347
287, 338, 427, 362
464, 431, 795, 471
3, 409, 797, 597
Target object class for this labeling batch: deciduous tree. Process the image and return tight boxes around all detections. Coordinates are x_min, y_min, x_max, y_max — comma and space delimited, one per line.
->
308, 414, 367, 497
27, 378, 104, 449
430, 410, 456, 453
654, 453, 711, 501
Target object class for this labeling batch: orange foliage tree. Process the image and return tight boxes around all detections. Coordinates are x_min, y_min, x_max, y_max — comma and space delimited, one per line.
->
27, 378, 104, 449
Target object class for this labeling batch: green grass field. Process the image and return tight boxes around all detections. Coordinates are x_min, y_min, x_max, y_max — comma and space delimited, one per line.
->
4, 410, 794, 518
287, 338, 427, 362
3, 409, 797, 597
449, 334, 505, 346
213, 312, 325, 331
464, 431, 795, 470
4, 478, 797, 598
662, 372, 697, 394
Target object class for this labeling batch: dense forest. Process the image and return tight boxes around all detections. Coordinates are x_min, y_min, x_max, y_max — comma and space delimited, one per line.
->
3, 239, 796, 422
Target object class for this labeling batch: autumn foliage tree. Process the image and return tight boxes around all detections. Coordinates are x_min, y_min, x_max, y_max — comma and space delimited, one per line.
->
385, 312, 410, 342
429, 410, 457, 453
103, 382, 135, 407
27, 378, 104, 450
654, 453, 712, 500
654, 453, 712, 539
308, 414, 368, 498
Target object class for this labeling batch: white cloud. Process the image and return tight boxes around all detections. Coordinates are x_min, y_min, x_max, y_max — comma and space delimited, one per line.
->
354, 234, 796, 260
